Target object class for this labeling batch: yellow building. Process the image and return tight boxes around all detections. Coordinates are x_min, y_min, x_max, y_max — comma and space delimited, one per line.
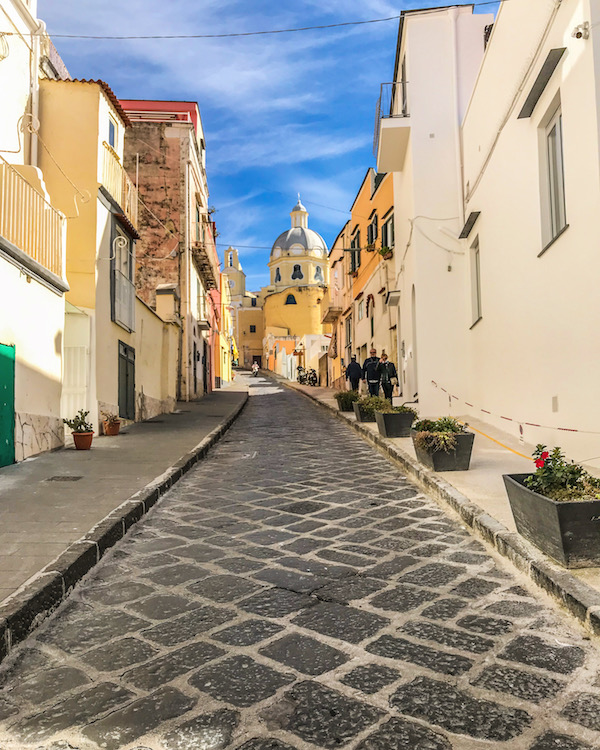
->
38, 79, 178, 433
215, 272, 235, 386
263, 199, 331, 379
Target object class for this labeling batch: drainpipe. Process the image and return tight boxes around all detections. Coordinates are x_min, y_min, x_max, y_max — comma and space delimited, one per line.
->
30, 19, 45, 166
184, 159, 191, 401
449, 8, 465, 228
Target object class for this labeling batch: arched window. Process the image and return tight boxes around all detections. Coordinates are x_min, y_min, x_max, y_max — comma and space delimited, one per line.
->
285, 294, 297, 305
274, 268, 281, 282
291, 264, 304, 280
314, 265, 324, 282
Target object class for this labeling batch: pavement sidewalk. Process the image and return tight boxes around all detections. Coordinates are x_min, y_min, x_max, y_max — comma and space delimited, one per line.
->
0, 385, 247, 660
286, 379, 600, 636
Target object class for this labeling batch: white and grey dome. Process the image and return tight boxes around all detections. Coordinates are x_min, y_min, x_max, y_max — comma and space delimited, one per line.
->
270, 198, 328, 258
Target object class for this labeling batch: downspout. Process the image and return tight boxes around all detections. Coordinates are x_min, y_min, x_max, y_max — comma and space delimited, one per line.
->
184, 159, 191, 401
449, 7, 465, 228
30, 20, 45, 166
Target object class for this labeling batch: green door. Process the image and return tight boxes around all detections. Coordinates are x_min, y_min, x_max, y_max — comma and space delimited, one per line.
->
0, 343, 15, 467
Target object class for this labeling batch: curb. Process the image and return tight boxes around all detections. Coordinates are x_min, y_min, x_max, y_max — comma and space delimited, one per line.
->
283, 380, 600, 637
0, 392, 249, 664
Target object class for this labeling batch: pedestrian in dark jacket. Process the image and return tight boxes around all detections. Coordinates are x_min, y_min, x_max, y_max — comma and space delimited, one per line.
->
362, 348, 381, 396
345, 355, 362, 391
376, 351, 398, 403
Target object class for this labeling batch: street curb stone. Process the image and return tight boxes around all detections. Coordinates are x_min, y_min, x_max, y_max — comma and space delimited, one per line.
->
0, 391, 248, 665
285, 380, 600, 637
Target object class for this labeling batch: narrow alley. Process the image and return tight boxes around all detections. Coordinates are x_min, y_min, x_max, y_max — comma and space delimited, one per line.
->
0, 375, 599, 750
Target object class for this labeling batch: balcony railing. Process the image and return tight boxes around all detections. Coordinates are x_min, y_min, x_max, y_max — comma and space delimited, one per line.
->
373, 81, 409, 156
101, 142, 138, 228
0, 155, 66, 279
114, 269, 135, 331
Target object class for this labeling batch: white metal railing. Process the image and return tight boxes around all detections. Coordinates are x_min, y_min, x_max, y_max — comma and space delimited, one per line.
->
114, 269, 135, 331
0, 155, 65, 278
101, 142, 138, 227
373, 81, 410, 156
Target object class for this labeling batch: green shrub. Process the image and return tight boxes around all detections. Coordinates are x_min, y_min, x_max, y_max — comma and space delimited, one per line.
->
413, 416, 466, 454
357, 396, 391, 417
377, 402, 419, 420
334, 390, 360, 409
63, 409, 93, 433
524, 444, 600, 502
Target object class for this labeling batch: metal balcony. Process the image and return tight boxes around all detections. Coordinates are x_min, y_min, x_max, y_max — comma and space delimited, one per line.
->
373, 81, 411, 173
101, 142, 138, 228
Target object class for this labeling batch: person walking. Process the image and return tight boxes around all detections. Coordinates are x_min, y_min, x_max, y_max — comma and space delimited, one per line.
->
362, 348, 381, 396
377, 351, 398, 403
345, 355, 362, 391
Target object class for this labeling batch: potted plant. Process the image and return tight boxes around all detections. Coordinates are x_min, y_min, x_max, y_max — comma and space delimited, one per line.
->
63, 409, 94, 450
503, 445, 600, 568
101, 411, 121, 436
353, 396, 390, 423
365, 242, 376, 252
380, 246, 393, 260
334, 390, 360, 412
375, 402, 418, 438
412, 417, 474, 471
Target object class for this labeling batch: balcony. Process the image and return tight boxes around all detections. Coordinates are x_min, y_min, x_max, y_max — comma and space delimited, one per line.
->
113, 269, 135, 331
374, 81, 411, 173
0, 155, 67, 286
191, 240, 219, 291
101, 142, 138, 228
320, 289, 343, 325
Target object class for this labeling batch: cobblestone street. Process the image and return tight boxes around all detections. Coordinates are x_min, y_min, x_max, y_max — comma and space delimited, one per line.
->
1, 376, 600, 749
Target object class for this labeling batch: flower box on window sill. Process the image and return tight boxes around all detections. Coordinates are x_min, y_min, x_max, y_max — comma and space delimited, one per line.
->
365, 243, 376, 252
349, 270, 359, 279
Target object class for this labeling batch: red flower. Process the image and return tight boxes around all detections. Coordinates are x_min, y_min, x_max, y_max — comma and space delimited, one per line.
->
535, 458, 546, 469
541, 451, 549, 460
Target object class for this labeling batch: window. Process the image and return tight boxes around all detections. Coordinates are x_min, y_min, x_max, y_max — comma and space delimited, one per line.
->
275, 268, 281, 283
285, 294, 297, 305
251, 298, 257, 307
470, 236, 482, 325
545, 107, 567, 243
345, 316, 353, 362
357, 300, 364, 321
197, 278, 207, 320
291, 264, 304, 280
112, 224, 135, 331
196, 206, 202, 242
250, 325, 256, 333
314, 265, 324, 282
108, 117, 117, 149
367, 215, 378, 245
228, 279, 235, 288
350, 232, 361, 272
381, 214, 394, 250
118, 341, 135, 420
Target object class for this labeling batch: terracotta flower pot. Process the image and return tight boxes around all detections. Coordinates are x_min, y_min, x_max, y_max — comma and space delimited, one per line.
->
72, 431, 94, 450
103, 420, 121, 436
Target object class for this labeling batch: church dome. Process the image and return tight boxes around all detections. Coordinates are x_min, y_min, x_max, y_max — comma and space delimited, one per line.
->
270, 198, 328, 258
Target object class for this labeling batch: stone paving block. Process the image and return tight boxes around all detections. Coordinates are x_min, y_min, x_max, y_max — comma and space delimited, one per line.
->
127, 593, 203, 620
253, 567, 330, 594
421, 598, 469, 620
212, 619, 284, 646
339, 544, 381, 558
400, 620, 495, 654
367, 635, 473, 676
263, 680, 383, 748
278, 501, 327, 515
285, 520, 326, 534
188, 574, 263, 602
310, 526, 346, 539
130, 537, 185, 554
142, 606, 236, 646
340, 664, 400, 694
339, 530, 381, 543
259, 633, 349, 676
408, 543, 449, 558
141, 563, 210, 586
561, 692, 600, 731
43, 609, 149, 654
291, 601, 388, 644
369, 584, 437, 613
499, 635, 585, 674
369, 537, 415, 552
366, 556, 419, 579
124, 641, 225, 690
316, 577, 386, 604
134, 552, 179, 569
529, 732, 594, 749
280, 538, 329, 555
472, 664, 564, 703
217, 556, 266, 573
390, 675, 532, 741
239, 589, 316, 618
0, 647, 54, 687
277, 556, 355, 579
82, 686, 195, 749
189, 654, 294, 707
447, 551, 491, 565
162, 708, 239, 750
173, 543, 227, 562
243, 546, 285, 560
80, 637, 158, 671
355, 716, 452, 749
0, 696, 18, 721
236, 740, 298, 750
83, 580, 156, 606
243, 530, 296, 546
457, 614, 513, 636
399, 562, 466, 588
266, 514, 305, 528
485, 600, 543, 618
13, 682, 135, 741
317, 549, 373, 567
450, 577, 501, 599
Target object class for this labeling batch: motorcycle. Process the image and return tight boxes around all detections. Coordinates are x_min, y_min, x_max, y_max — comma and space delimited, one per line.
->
251, 364, 259, 377
297, 366, 308, 385
307, 368, 318, 386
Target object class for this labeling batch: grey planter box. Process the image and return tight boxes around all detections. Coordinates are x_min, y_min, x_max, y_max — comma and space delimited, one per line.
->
336, 400, 356, 412
412, 430, 474, 471
503, 473, 600, 568
375, 411, 415, 438
353, 402, 376, 423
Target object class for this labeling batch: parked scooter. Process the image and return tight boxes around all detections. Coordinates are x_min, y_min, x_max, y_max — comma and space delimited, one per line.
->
307, 368, 318, 386
251, 362, 260, 377
297, 366, 308, 385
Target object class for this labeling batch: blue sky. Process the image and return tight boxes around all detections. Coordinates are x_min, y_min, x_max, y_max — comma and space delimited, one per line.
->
40, 1, 497, 289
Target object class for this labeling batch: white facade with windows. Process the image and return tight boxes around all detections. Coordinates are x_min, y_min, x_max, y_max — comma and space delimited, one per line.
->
459, 0, 600, 459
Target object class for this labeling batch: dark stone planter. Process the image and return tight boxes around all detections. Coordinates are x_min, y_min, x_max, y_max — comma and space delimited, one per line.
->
412, 430, 474, 471
503, 473, 600, 568
336, 400, 356, 413
353, 402, 376, 423
375, 411, 414, 438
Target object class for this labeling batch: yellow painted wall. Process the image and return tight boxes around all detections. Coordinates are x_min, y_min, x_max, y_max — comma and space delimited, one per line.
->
238, 307, 264, 365
263, 286, 329, 339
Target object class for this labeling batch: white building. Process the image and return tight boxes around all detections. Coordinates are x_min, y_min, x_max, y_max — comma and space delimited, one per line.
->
374, 5, 492, 410
460, 0, 600, 459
